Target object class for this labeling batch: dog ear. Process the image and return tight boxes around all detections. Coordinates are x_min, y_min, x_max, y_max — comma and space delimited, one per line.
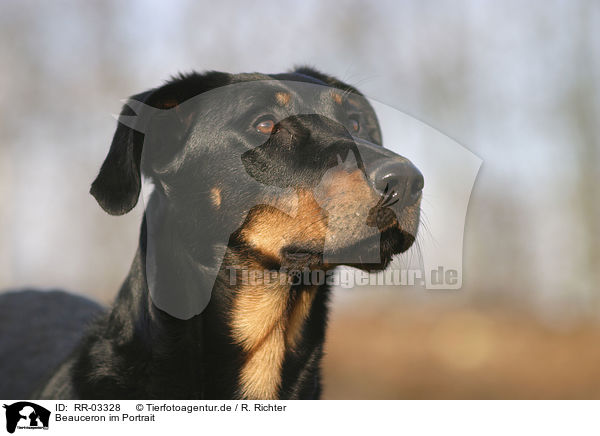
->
90, 91, 153, 216
91, 72, 231, 216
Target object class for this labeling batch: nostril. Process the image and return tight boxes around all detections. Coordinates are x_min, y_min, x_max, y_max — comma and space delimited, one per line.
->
375, 172, 398, 193
370, 160, 423, 205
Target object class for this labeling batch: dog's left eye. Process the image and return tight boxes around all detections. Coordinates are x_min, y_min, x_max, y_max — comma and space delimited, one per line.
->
349, 117, 360, 132
255, 118, 275, 135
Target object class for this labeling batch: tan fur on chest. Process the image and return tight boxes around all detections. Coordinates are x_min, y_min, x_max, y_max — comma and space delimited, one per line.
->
230, 277, 317, 399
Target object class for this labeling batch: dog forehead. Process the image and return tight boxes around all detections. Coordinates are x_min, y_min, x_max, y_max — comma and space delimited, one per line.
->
178, 81, 341, 137
221, 77, 337, 109
146, 78, 362, 175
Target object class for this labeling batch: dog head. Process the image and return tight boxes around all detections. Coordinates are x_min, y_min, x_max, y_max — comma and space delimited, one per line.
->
90, 67, 423, 317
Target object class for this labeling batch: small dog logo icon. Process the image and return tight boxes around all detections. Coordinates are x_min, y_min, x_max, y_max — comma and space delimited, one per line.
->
3, 402, 50, 434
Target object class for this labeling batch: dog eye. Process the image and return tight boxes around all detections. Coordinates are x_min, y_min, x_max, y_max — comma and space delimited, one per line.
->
349, 117, 360, 132
255, 118, 275, 135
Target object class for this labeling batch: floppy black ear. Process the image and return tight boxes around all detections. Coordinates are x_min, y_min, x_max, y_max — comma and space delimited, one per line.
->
91, 72, 232, 216
90, 91, 153, 215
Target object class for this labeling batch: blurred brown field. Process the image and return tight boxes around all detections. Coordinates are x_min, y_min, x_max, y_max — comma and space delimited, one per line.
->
322, 299, 600, 399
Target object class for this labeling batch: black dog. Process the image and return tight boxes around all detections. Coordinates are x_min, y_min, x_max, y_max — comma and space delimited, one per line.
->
1, 67, 422, 399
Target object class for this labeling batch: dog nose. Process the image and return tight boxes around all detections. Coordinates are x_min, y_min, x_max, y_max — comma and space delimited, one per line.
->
369, 159, 424, 206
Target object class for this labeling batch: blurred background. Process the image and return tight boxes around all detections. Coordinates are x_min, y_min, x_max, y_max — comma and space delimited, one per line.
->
1, 0, 599, 398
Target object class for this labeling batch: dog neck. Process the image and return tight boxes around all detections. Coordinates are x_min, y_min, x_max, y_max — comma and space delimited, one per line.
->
220, 250, 321, 399
74, 217, 329, 399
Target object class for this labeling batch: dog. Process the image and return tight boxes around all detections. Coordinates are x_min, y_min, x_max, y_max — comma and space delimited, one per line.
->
0, 67, 423, 399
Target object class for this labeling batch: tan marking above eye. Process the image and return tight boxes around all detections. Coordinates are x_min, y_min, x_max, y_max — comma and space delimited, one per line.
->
332, 92, 343, 105
346, 95, 362, 107
275, 92, 291, 106
161, 99, 179, 109
210, 187, 222, 208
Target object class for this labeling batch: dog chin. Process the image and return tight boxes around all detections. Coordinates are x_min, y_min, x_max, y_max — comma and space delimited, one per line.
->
325, 227, 416, 272
278, 227, 416, 271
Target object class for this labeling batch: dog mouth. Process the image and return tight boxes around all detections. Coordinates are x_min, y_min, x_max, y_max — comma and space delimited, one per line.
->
326, 227, 415, 271
281, 246, 323, 269
280, 226, 415, 270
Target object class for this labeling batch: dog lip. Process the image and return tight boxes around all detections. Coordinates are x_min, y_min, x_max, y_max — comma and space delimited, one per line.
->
284, 251, 313, 261
323, 226, 414, 261
323, 232, 381, 257
281, 246, 322, 261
